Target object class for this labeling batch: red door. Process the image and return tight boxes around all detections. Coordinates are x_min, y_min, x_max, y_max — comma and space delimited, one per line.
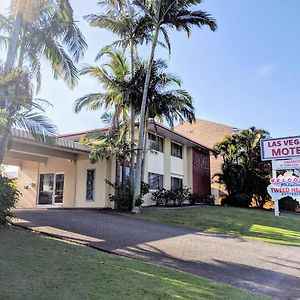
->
192, 149, 211, 196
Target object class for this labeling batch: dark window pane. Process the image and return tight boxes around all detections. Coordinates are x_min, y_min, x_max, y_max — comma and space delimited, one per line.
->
148, 172, 163, 190
54, 174, 64, 204
171, 142, 183, 159
148, 133, 164, 152
86, 169, 95, 201
119, 164, 131, 186
171, 177, 183, 189
38, 174, 54, 205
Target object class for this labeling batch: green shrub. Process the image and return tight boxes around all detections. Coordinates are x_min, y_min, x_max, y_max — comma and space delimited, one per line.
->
189, 193, 215, 206
152, 188, 214, 207
220, 193, 252, 208
0, 175, 20, 225
279, 197, 300, 212
106, 180, 149, 211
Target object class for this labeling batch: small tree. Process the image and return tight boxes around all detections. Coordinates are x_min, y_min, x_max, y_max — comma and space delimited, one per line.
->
214, 127, 271, 208
0, 174, 20, 225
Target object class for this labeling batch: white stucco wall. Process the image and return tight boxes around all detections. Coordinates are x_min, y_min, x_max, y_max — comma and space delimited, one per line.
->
170, 156, 184, 176
147, 151, 164, 175
16, 157, 77, 208
75, 159, 110, 208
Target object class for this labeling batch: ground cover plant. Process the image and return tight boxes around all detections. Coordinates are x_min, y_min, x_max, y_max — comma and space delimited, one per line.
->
0, 226, 270, 300
141, 206, 300, 246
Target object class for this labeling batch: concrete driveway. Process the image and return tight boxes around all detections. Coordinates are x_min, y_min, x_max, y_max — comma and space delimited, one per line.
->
13, 209, 300, 300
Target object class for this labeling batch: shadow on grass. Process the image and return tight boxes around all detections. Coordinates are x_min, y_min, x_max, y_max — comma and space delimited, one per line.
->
142, 206, 300, 246
123, 244, 300, 300
0, 226, 271, 300
11, 208, 300, 299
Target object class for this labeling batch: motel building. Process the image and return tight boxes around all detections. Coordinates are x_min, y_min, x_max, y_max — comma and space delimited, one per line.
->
3, 120, 211, 209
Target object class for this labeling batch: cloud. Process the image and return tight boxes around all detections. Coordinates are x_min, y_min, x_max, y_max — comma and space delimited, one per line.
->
256, 64, 275, 78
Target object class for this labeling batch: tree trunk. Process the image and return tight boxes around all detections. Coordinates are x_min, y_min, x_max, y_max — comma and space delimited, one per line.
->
0, 118, 13, 164
5, 12, 22, 71
0, 131, 10, 165
121, 159, 126, 190
18, 40, 25, 68
141, 117, 149, 183
1, 12, 23, 164
129, 40, 136, 194
129, 107, 136, 193
132, 26, 160, 213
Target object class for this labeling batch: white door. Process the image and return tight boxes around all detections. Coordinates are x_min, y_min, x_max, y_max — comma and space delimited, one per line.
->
38, 173, 64, 205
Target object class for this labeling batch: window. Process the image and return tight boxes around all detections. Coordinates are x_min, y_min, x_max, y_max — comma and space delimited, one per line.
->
171, 142, 183, 159
148, 133, 164, 152
86, 169, 95, 201
119, 164, 130, 186
171, 177, 183, 189
148, 172, 163, 190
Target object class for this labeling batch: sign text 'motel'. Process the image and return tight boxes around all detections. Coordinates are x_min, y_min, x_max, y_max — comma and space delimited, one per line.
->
261, 136, 300, 161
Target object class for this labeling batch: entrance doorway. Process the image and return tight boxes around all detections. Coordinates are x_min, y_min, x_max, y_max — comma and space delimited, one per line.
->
38, 173, 64, 206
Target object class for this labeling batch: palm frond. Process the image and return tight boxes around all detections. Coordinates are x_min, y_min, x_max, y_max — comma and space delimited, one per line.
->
14, 110, 57, 143
74, 93, 106, 113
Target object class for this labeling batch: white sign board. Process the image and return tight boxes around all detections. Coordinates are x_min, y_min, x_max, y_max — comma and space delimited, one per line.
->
272, 158, 300, 170
268, 177, 300, 203
261, 136, 300, 161
267, 176, 300, 216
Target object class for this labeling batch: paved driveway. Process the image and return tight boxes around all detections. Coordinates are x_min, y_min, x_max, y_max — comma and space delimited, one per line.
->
13, 209, 300, 299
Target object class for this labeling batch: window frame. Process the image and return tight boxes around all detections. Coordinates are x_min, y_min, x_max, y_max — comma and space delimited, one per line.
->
171, 142, 183, 159
148, 172, 164, 190
86, 169, 96, 202
148, 132, 164, 153
171, 176, 183, 190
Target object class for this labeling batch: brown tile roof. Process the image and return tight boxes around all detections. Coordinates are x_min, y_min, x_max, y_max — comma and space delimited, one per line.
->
175, 119, 238, 149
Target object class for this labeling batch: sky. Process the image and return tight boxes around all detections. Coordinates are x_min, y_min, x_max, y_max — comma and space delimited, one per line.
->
1, 0, 300, 137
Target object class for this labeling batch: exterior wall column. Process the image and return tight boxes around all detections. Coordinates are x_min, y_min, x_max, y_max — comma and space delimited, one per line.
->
187, 147, 193, 192
183, 145, 188, 187
164, 138, 171, 190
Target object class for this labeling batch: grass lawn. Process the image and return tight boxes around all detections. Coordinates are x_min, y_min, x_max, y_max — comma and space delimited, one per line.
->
0, 227, 269, 300
141, 206, 300, 246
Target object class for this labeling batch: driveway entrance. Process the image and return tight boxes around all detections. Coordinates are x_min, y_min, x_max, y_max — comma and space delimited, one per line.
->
13, 209, 300, 300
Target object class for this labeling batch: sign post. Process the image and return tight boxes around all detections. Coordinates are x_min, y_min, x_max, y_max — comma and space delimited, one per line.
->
261, 135, 300, 216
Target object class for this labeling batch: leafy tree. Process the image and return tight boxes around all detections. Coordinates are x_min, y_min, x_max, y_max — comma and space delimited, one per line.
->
84, 0, 153, 192
214, 127, 271, 208
0, 174, 20, 225
1, 0, 87, 87
0, 0, 87, 163
132, 0, 217, 211
0, 68, 57, 163
74, 49, 195, 188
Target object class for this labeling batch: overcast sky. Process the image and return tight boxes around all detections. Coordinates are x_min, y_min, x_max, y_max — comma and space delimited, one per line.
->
1, 0, 300, 137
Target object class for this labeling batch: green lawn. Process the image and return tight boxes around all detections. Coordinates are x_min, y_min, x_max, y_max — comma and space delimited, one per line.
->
141, 206, 300, 246
0, 227, 269, 300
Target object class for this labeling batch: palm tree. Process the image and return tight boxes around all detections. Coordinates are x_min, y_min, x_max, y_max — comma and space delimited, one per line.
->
84, 0, 153, 192
132, 0, 217, 211
214, 127, 271, 208
0, 0, 86, 164
75, 50, 195, 197
74, 49, 130, 124
74, 49, 131, 189
1, 0, 87, 88
0, 67, 57, 163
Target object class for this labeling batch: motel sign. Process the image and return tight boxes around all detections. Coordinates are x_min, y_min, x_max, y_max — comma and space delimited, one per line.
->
261, 136, 300, 161
261, 135, 300, 216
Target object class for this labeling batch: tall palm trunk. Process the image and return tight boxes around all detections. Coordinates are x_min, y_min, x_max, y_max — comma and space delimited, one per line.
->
0, 12, 23, 165
0, 118, 13, 164
18, 41, 25, 68
132, 25, 160, 212
141, 115, 149, 183
5, 13, 22, 71
129, 40, 136, 194
121, 159, 126, 189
